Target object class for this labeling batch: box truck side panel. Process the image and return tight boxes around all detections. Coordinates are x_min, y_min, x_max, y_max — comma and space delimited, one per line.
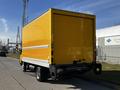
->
52, 13, 95, 64
22, 48, 50, 60
21, 11, 51, 66
22, 11, 51, 47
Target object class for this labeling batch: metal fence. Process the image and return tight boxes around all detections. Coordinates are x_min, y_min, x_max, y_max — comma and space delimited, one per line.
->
97, 36, 120, 64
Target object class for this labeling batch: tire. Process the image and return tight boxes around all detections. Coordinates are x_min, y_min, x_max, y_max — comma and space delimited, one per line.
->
26, 64, 30, 70
93, 64, 102, 75
36, 67, 49, 82
34, 66, 37, 72
22, 62, 27, 72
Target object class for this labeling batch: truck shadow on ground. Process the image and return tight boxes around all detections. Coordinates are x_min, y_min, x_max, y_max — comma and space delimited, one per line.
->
87, 70, 120, 85
25, 68, 120, 90
48, 71, 120, 89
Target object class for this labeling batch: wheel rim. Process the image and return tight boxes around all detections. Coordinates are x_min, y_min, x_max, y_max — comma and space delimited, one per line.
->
36, 68, 40, 80
22, 64, 25, 71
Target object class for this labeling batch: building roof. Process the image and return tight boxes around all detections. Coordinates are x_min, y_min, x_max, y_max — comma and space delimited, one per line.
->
96, 25, 120, 37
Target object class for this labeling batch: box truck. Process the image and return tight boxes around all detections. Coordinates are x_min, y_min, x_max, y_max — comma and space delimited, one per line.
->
19, 8, 102, 81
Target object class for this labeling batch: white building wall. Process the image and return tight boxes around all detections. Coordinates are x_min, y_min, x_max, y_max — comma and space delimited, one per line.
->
96, 25, 120, 64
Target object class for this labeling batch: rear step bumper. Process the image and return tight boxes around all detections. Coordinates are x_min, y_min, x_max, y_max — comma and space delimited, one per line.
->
49, 62, 101, 80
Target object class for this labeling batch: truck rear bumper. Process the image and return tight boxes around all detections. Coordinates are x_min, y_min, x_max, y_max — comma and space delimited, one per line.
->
49, 63, 99, 80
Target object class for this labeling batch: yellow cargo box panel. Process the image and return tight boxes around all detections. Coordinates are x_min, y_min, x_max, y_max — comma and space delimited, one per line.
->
21, 10, 52, 67
52, 9, 95, 65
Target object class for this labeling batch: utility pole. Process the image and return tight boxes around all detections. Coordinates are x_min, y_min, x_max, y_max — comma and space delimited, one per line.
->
22, 0, 29, 27
16, 26, 21, 52
21, 0, 29, 53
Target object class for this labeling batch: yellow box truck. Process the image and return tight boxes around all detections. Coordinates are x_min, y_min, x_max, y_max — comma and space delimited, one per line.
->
20, 8, 102, 81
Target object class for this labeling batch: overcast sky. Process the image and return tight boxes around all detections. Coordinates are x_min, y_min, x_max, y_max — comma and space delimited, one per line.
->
0, 0, 120, 42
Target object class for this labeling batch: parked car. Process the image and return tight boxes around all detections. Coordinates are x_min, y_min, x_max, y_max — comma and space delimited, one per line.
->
0, 46, 7, 57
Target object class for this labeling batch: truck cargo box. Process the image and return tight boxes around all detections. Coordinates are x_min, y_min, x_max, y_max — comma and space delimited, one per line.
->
20, 8, 101, 81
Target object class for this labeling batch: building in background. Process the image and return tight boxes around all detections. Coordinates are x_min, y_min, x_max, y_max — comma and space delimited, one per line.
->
96, 25, 120, 64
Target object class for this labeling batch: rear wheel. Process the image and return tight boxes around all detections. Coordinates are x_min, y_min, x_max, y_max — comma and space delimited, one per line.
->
36, 67, 49, 82
22, 62, 30, 72
22, 62, 27, 72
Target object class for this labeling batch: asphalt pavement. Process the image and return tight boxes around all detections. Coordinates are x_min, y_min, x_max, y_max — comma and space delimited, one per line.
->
0, 57, 116, 90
